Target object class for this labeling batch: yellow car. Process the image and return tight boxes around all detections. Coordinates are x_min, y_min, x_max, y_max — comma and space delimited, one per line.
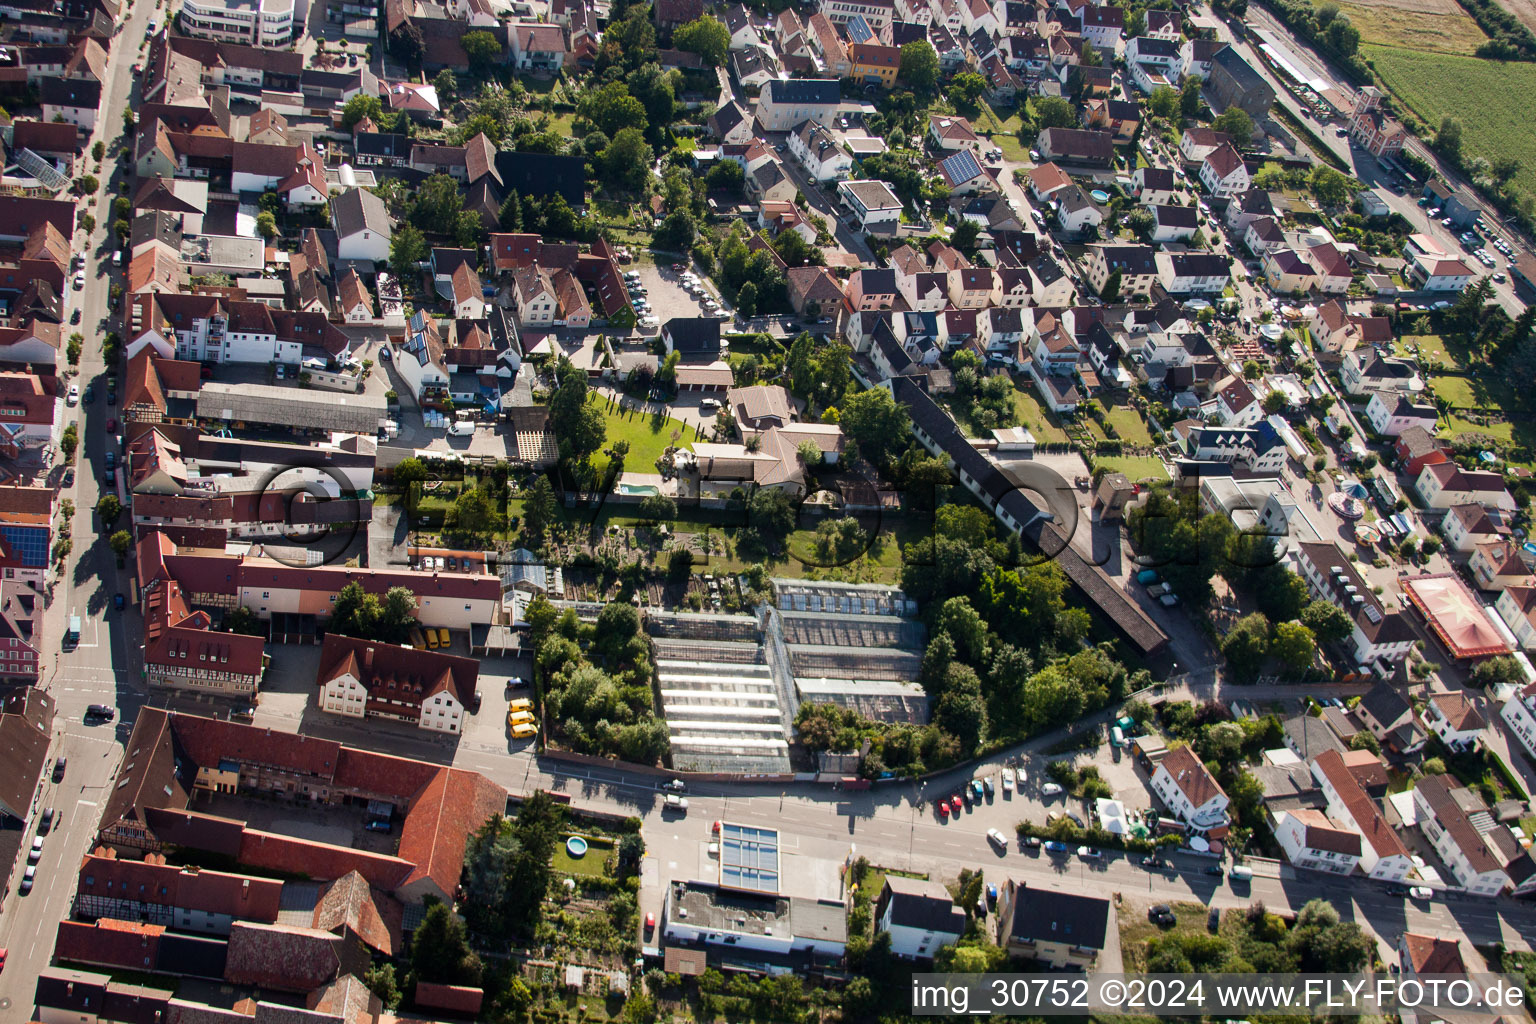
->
508, 698, 533, 712
437, 628, 451, 648
511, 722, 538, 740
507, 710, 534, 728
426, 630, 439, 650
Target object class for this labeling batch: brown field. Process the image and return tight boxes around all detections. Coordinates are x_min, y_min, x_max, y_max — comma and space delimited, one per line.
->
1319, 0, 1488, 52
1493, 0, 1536, 34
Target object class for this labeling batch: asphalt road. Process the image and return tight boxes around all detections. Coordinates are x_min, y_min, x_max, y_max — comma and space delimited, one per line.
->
0, 0, 154, 1011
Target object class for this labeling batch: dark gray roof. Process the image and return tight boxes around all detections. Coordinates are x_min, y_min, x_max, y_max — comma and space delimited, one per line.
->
1358, 680, 1412, 729
40, 76, 100, 108
881, 875, 966, 935
663, 317, 721, 356
765, 79, 840, 105
330, 187, 392, 241
493, 151, 586, 206
1212, 45, 1267, 90
1152, 204, 1198, 228
1004, 884, 1110, 950
355, 132, 410, 159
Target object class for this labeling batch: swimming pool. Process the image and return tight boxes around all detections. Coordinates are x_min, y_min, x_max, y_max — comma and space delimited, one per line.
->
617, 482, 661, 497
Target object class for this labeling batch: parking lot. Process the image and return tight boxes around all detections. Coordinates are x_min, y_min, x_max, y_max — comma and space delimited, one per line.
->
629, 261, 729, 329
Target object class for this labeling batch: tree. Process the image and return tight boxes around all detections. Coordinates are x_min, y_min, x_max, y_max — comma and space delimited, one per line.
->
462, 30, 502, 74
1221, 612, 1271, 680
1148, 86, 1179, 120
524, 474, 557, 541
1309, 165, 1350, 206
667, 547, 694, 581
1437, 116, 1463, 159
1300, 600, 1352, 644
1099, 269, 1122, 301
96, 494, 121, 524
736, 280, 758, 318
412, 173, 464, 231
839, 387, 911, 467
601, 128, 654, 192
390, 224, 428, 277
674, 15, 730, 66
394, 457, 427, 488
59, 425, 77, 460
747, 487, 797, 538
450, 488, 493, 536
330, 581, 381, 638
223, 605, 265, 637
341, 93, 384, 129
898, 41, 940, 91
109, 530, 132, 558
363, 964, 402, 1010
378, 587, 418, 644
581, 80, 650, 138
654, 209, 697, 250
255, 211, 277, 241
499, 188, 524, 231
549, 359, 606, 463
1180, 75, 1203, 117
411, 902, 482, 985
433, 68, 458, 103
91, 140, 105, 162
948, 72, 986, 114
80, 212, 95, 234
950, 218, 980, 252
1270, 621, 1316, 671
1212, 107, 1254, 148
1471, 654, 1525, 689
66, 335, 82, 365
1034, 96, 1077, 130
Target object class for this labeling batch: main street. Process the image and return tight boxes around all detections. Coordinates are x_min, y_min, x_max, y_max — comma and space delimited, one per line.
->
0, 0, 156, 1013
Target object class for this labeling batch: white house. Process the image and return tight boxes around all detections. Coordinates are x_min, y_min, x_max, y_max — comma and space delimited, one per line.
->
875, 875, 966, 959
1199, 142, 1250, 198
839, 179, 903, 230
1413, 776, 1516, 896
1364, 391, 1438, 437
1495, 585, 1536, 651
1311, 749, 1414, 881
315, 635, 473, 735
1132, 166, 1178, 206
1295, 541, 1417, 671
1501, 681, 1536, 758
1055, 185, 1104, 235
1149, 204, 1199, 243
1148, 746, 1230, 835
758, 78, 841, 132
663, 878, 847, 958
331, 187, 393, 263
789, 120, 853, 181
1157, 252, 1230, 295
1274, 809, 1362, 876
1423, 693, 1486, 751
1341, 351, 1422, 396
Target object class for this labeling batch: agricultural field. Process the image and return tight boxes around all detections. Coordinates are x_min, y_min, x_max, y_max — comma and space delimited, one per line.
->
1324, 0, 1487, 53
1364, 45, 1536, 201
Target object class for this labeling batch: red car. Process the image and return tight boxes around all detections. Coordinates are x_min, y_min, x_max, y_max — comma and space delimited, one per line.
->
0, 946, 7, 972
950, 795, 963, 813
644, 912, 655, 934
937, 801, 949, 819
106, 418, 116, 432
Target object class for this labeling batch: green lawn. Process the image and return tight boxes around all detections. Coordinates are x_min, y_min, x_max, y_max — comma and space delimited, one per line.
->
1442, 412, 1517, 445
590, 396, 701, 478
1398, 332, 1464, 371
1099, 396, 1154, 445
1094, 455, 1169, 482
1364, 45, 1536, 203
552, 834, 614, 879
1011, 384, 1071, 444
972, 99, 1026, 137
1429, 373, 1482, 409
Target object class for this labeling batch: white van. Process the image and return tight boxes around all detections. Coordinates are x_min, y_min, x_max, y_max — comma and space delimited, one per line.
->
1229, 865, 1253, 881
447, 420, 475, 437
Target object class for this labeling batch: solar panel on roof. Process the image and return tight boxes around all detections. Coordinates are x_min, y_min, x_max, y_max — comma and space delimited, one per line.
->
409, 310, 425, 331
942, 149, 982, 182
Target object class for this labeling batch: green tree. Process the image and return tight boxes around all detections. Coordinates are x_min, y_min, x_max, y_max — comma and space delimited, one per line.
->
736, 279, 758, 317
1270, 621, 1316, 671
1300, 600, 1352, 644
747, 487, 797, 538
898, 41, 940, 91
1034, 95, 1077, 130
523, 474, 557, 541
667, 547, 694, 581
1180, 76, 1203, 117
97, 494, 121, 524
390, 224, 428, 277
948, 72, 986, 114
256, 211, 277, 240
1471, 654, 1525, 689
549, 359, 607, 463
1099, 269, 1122, 301
950, 218, 980, 252
362, 964, 402, 1010
450, 487, 493, 536
637, 494, 677, 522
411, 902, 482, 985
673, 15, 730, 66
1221, 612, 1272, 680
462, 30, 502, 74
1148, 86, 1179, 120
581, 80, 650, 138
394, 457, 427, 488
330, 580, 382, 638
377, 587, 418, 644
1212, 107, 1254, 147
412, 173, 464, 231
839, 387, 911, 467
59, 425, 77, 461
433, 68, 458, 102
601, 128, 654, 192
341, 93, 384, 129
109, 530, 132, 558
1309, 165, 1350, 206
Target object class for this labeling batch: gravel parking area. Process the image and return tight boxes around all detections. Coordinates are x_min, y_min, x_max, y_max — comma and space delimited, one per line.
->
631, 262, 725, 324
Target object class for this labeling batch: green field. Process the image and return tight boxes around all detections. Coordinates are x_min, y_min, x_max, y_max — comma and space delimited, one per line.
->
1430, 372, 1484, 409
1364, 46, 1536, 201
590, 397, 700, 477
1325, 1, 1486, 54
1094, 455, 1170, 482
1011, 384, 1072, 444
1099, 396, 1155, 445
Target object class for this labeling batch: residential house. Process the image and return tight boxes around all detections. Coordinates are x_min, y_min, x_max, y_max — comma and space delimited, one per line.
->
948, 267, 995, 309
1295, 542, 1418, 672
1311, 749, 1414, 880
1502, 679, 1536, 756
1199, 142, 1250, 197
1469, 539, 1529, 592
1414, 461, 1514, 512
1364, 391, 1438, 438
1263, 248, 1318, 294
839, 179, 903, 231
1424, 692, 1485, 751
1036, 127, 1114, 168
1341, 350, 1422, 396
331, 188, 393, 263
749, 160, 797, 204
875, 875, 966, 959
1413, 775, 1519, 896
334, 270, 374, 324
1055, 184, 1104, 235
1132, 166, 1177, 206
1083, 244, 1158, 299
1408, 252, 1476, 292
662, 318, 722, 360
937, 149, 994, 195
849, 41, 901, 85
316, 633, 478, 735
1178, 36, 1225, 80
1442, 501, 1500, 554
1079, 4, 1123, 48
758, 79, 840, 131
845, 268, 897, 311
1149, 203, 1198, 243
994, 882, 1110, 968
508, 22, 564, 71
1225, 187, 1275, 232
707, 101, 755, 145
786, 266, 847, 318
1028, 161, 1073, 203
928, 114, 980, 152
1148, 745, 1230, 836
1157, 252, 1230, 294
1353, 678, 1427, 754
1495, 585, 1536, 650
1082, 98, 1139, 144
39, 78, 99, 130
789, 120, 853, 181
1308, 299, 1391, 356
1179, 127, 1231, 164
1306, 241, 1354, 294
1274, 809, 1362, 876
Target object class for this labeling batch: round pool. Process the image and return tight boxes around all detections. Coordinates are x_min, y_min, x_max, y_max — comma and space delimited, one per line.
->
566, 836, 589, 858
1090, 189, 1111, 203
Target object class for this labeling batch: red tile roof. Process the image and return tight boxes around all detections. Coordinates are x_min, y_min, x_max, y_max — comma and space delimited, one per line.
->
171, 715, 341, 780
54, 919, 164, 971
312, 870, 403, 956
1403, 933, 1467, 974
396, 767, 506, 901
415, 981, 485, 1016
317, 633, 480, 713
224, 922, 345, 992
237, 829, 415, 891
1159, 745, 1226, 807
77, 851, 283, 923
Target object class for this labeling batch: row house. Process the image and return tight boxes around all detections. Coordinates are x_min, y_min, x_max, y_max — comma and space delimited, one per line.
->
1311, 749, 1414, 880
1495, 585, 1536, 650
1295, 541, 1416, 671
1157, 252, 1230, 295
1364, 390, 1437, 438
1274, 809, 1361, 875
317, 633, 477, 735
1083, 244, 1157, 299
1414, 461, 1514, 512
1413, 775, 1521, 896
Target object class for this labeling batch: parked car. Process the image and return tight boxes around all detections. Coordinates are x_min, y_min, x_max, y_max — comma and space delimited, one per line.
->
949, 794, 963, 813
1020, 834, 1041, 849
1205, 864, 1225, 876
1001, 767, 1014, 792
86, 705, 114, 721
1142, 855, 1168, 869
113, 593, 125, 611
511, 722, 537, 740
1149, 904, 1175, 924
52, 757, 66, 781
66, 384, 79, 405
29, 836, 43, 862
364, 819, 392, 833
1385, 884, 1409, 897
1077, 846, 1103, 861
664, 793, 689, 813
19, 865, 34, 893
1040, 782, 1063, 796
971, 779, 985, 800
1409, 886, 1433, 900
937, 800, 949, 819
1042, 840, 1069, 854
662, 779, 687, 792
986, 828, 1008, 849
983, 776, 994, 797
38, 808, 54, 834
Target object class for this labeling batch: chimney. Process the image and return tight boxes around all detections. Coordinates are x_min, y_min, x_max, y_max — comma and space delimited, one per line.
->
364, 646, 374, 669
